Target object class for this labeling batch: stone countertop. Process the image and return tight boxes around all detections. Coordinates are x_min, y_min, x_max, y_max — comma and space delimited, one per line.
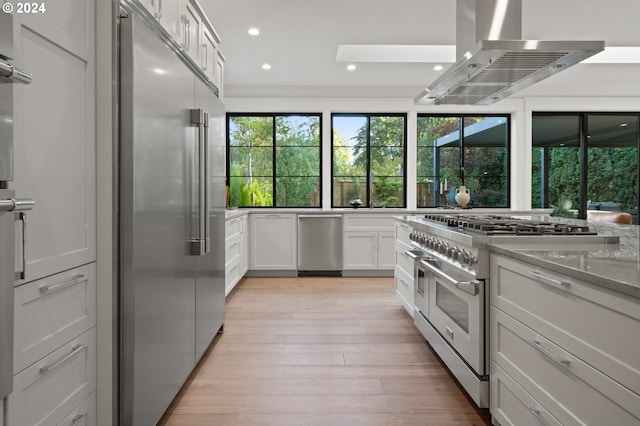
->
489, 220, 640, 299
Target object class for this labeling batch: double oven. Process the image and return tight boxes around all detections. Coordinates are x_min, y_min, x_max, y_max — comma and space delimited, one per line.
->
405, 213, 617, 409
408, 224, 489, 407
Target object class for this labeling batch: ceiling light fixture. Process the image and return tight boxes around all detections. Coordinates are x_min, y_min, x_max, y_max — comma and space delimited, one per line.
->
433, 65, 443, 71
347, 64, 356, 71
248, 28, 260, 36
620, 123, 629, 127
261, 63, 271, 70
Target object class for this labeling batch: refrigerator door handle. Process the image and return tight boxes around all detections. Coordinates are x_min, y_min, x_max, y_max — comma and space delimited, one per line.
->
18, 212, 28, 280
0, 59, 33, 84
190, 108, 206, 255
203, 111, 210, 253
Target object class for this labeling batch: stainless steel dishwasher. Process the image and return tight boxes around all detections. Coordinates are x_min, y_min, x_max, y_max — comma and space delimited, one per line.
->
297, 215, 343, 276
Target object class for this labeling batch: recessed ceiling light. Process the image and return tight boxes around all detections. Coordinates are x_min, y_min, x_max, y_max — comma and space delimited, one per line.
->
248, 28, 260, 36
152, 68, 167, 75
261, 63, 271, 70
620, 123, 629, 127
347, 64, 356, 71
433, 65, 443, 71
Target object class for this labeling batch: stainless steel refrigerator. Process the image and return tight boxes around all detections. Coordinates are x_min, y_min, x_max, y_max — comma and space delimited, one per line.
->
0, 13, 35, 402
118, 9, 225, 426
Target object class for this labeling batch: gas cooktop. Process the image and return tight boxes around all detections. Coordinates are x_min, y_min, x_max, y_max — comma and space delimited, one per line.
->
422, 214, 597, 236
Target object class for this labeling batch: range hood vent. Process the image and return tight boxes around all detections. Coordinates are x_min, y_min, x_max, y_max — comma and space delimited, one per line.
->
415, 1, 604, 105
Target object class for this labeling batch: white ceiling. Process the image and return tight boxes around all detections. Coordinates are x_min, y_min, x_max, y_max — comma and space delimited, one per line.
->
200, 0, 640, 100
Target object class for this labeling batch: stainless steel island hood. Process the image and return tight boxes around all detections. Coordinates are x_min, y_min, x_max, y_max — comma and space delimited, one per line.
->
415, 0, 604, 105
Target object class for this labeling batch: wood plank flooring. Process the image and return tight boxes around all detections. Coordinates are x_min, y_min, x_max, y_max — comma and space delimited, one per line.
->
158, 277, 491, 426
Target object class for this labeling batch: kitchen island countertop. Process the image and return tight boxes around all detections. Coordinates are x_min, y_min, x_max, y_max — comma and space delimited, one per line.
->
489, 221, 640, 299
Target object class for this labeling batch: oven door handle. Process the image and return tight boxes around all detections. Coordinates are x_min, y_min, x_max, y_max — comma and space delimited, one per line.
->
419, 259, 479, 296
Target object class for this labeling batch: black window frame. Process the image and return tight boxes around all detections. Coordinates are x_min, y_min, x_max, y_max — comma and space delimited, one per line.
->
330, 112, 408, 208
416, 113, 511, 208
532, 111, 640, 222
226, 112, 323, 208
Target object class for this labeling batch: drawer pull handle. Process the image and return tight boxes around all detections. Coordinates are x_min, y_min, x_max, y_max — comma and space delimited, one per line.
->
445, 327, 454, 340
71, 413, 87, 425
399, 279, 409, 288
230, 265, 239, 272
529, 407, 540, 416
528, 339, 571, 367
39, 344, 87, 374
39, 274, 86, 294
528, 271, 569, 289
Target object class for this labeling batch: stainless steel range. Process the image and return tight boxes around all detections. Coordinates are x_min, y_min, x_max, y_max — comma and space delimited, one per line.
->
406, 214, 619, 408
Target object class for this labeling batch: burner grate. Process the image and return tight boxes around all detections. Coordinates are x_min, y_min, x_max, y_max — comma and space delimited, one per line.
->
423, 214, 597, 236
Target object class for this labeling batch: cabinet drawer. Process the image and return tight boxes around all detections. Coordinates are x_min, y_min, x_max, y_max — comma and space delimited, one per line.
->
57, 392, 95, 426
394, 266, 414, 316
8, 328, 96, 426
225, 256, 241, 292
225, 217, 242, 241
394, 221, 412, 245
491, 254, 640, 395
395, 244, 414, 277
225, 233, 241, 264
492, 307, 640, 425
14, 263, 96, 373
343, 215, 393, 231
491, 362, 562, 426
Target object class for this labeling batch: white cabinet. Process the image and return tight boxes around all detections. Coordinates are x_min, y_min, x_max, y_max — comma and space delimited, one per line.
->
239, 214, 249, 276
250, 214, 297, 270
490, 254, 640, 426
215, 50, 225, 100
12, 2, 96, 282
7, 329, 96, 426
202, 26, 220, 83
343, 215, 394, 271
225, 213, 249, 295
13, 264, 96, 373
57, 392, 96, 426
181, 0, 202, 66
157, 0, 183, 42
394, 219, 414, 316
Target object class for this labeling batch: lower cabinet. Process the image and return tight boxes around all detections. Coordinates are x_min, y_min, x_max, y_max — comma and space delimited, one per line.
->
225, 213, 249, 295
343, 214, 394, 271
490, 253, 640, 426
7, 328, 96, 426
7, 264, 97, 426
250, 214, 297, 270
57, 392, 96, 426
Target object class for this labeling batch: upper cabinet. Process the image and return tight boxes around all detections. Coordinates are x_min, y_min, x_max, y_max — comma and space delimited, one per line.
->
134, 0, 224, 98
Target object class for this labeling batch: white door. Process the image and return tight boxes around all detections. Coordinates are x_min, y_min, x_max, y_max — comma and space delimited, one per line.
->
11, 4, 96, 282
343, 232, 377, 269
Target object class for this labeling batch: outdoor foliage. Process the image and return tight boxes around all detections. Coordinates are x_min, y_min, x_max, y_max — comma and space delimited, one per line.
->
417, 116, 508, 207
228, 115, 320, 207
332, 115, 405, 207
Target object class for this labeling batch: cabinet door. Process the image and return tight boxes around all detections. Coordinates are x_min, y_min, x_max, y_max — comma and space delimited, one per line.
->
215, 50, 224, 100
158, 0, 182, 42
181, 0, 202, 65
377, 231, 395, 269
12, 3, 96, 282
139, 0, 159, 18
239, 215, 249, 275
343, 232, 377, 270
250, 214, 296, 270
201, 26, 218, 84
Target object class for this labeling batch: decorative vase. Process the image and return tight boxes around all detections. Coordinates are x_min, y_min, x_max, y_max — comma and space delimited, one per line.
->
455, 185, 471, 208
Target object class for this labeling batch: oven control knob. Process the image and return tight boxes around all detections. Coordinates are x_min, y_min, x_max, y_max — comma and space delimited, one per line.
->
409, 231, 416, 241
468, 255, 477, 266
458, 250, 469, 265
439, 243, 448, 254
449, 247, 459, 259
419, 234, 427, 244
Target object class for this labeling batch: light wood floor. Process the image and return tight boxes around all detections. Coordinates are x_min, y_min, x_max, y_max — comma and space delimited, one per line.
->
158, 277, 492, 426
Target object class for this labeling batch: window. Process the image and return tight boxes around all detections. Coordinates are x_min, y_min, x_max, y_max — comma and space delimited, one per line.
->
227, 114, 321, 207
332, 114, 406, 208
532, 113, 639, 223
417, 115, 509, 208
